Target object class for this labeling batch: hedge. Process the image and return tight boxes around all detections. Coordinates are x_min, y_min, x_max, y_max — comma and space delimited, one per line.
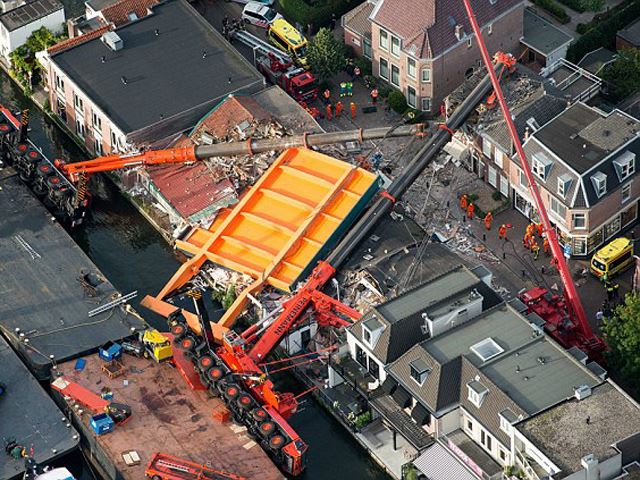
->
567, 0, 640, 63
387, 90, 407, 114
556, 0, 605, 12
278, 0, 364, 29
531, 0, 571, 23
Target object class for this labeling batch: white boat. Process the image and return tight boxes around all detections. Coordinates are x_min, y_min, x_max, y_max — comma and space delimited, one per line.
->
34, 468, 75, 480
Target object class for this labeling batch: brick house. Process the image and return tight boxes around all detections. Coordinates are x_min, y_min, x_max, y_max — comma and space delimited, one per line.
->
39, 0, 263, 155
341, 0, 375, 59
368, 0, 525, 113
507, 103, 640, 257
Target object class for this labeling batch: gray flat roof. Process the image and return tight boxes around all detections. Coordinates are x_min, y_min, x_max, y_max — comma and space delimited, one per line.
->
618, 17, 640, 46
377, 266, 480, 324
0, 0, 62, 31
85, 0, 119, 11
518, 382, 640, 477
52, 0, 263, 134
522, 8, 573, 56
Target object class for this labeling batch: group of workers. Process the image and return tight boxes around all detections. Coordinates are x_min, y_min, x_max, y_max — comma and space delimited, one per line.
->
459, 193, 498, 232
323, 89, 357, 120
522, 222, 550, 261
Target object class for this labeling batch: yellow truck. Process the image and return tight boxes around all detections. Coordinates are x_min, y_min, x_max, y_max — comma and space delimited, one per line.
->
142, 329, 173, 362
590, 237, 634, 279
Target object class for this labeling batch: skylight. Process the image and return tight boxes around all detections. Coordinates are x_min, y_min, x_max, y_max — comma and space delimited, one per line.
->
470, 338, 504, 362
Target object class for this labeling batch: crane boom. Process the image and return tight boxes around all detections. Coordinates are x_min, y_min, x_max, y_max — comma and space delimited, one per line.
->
61, 125, 424, 181
461, 0, 605, 357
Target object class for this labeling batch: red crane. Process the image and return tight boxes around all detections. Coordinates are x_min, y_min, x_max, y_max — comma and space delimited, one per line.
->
460, 0, 605, 359
145, 453, 246, 480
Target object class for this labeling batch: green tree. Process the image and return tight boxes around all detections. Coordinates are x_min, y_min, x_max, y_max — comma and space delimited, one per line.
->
603, 48, 640, 101
307, 28, 346, 81
26, 26, 58, 52
602, 292, 640, 388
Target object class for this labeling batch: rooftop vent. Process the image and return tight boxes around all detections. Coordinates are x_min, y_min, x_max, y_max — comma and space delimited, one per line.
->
101, 31, 123, 52
574, 384, 592, 401
470, 338, 504, 362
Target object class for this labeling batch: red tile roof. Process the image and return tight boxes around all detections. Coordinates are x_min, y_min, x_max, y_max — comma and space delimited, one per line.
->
101, 0, 159, 26
190, 95, 271, 141
148, 164, 235, 219
372, 0, 523, 58
147, 96, 270, 221
48, 24, 112, 55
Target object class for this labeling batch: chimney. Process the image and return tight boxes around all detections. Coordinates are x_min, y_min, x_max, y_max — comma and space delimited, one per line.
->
581, 454, 600, 480
524, 126, 530, 141
455, 24, 464, 41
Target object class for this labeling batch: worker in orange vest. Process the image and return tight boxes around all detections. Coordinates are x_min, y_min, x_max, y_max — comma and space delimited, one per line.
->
467, 203, 475, 220
543, 237, 550, 256
323, 88, 331, 104
526, 223, 535, 238
350, 101, 357, 119
523, 233, 532, 250
371, 88, 379, 105
498, 224, 508, 240
536, 222, 543, 237
326, 103, 333, 120
459, 193, 468, 211
483, 211, 493, 230
335, 101, 343, 118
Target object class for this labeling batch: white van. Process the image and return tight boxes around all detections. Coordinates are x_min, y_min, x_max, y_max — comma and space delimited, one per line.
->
241, 2, 281, 28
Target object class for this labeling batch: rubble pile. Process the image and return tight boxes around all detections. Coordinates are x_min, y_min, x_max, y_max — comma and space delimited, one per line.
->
198, 265, 254, 297
195, 119, 291, 191
340, 270, 386, 313
476, 74, 545, 127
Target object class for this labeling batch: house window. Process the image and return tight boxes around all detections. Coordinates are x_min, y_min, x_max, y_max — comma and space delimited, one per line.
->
421, 97, 431, 112
519, 168, 528, 187
467, 37, 472, 48
499, 449, 507, 462
532, 152, 553, 181
421, 68, 431, 83
73, 94, 83, 113
557, 175, 572, 198
591, 171, 607, 198
363, 327, 371, 345
355, 344, 367, 368
379, 58, 389, 80
466, 419, 473, 431
55, 74, 64, 93
407, 86, 416, 108
368, 359, 380, 379
379, 29, 388, 50
495, 149, 503, 168
92, 111, 102, 131
572, 213, 586, 229
391, 36, 400, 57
467, 381, 488, 408
481, 430, 492, 451
482, 138, 493, 159
500, 175, 509, 197
75, 119, 85, 137
488, 166, 497, 187
622, 182, 632, 203
110, 131, 119, 151
409, 359, 430, 386
94, 138, 103, 155
407, 57, 416, 79
573, 237, 587, 256
391, 64, 400, 86
550, 196, 567, 219
614, 151, 635, 181
363, 38, 372, 59
499, 414, 512, 434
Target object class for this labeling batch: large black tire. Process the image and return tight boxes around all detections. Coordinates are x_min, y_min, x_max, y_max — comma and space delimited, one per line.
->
176, 335, 196, 352
237, 394, 254, 410
268, 434, 286, 451
251, 408, 268, 423
197, 355, 215, 372
170, 323, 187, 340
223, 383, 241, 401
258, 421, 276, 438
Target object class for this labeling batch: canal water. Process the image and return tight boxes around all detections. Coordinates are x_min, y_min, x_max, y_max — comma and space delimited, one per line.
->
0, 74, 389, 479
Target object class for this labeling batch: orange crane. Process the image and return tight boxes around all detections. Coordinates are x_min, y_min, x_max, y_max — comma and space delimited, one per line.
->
460, 0, 605, 360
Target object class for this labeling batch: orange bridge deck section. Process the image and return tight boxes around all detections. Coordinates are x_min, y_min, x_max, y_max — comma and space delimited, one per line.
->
143, 148, 379, 338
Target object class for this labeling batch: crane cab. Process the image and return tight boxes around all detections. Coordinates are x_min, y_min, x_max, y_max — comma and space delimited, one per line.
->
267, 19, 309, 69
590, 237, 634, 279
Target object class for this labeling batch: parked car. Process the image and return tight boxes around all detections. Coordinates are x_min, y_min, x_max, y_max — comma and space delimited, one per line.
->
226, 0, 275, 6
242, 2, 281, 28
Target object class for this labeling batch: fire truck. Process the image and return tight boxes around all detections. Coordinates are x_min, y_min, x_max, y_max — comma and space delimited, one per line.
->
256, 53, 317, 103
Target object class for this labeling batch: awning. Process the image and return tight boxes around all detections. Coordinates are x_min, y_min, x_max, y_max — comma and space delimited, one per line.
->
413, 442, 478, 480
391, 384, 411, 409
381, 376, 398, 395
411, 402, 430, 426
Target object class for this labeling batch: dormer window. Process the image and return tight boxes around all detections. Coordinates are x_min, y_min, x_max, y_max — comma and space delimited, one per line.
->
467, 380, 489, 408
614, 151, 635, 182
557, 174, 572, 198
362, 316, 384, 348
410, 359, 431, 386
591, 171, 607, 198
532, 152, 553, 181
